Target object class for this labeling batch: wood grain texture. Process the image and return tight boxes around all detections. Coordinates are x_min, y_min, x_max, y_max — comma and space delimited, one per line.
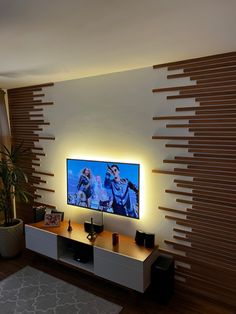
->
153, 51, 236, 68
152, 51, 236, 307
7, 83, 55, 223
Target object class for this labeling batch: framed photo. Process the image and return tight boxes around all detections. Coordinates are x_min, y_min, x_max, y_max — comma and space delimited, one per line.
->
44, 213, 62, 227
51, 210, 64, 221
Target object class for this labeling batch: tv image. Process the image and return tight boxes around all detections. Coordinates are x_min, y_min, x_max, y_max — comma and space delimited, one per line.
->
67, 159, 140, 219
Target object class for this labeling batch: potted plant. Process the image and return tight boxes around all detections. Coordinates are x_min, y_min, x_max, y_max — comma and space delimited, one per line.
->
0, 143, 30, 257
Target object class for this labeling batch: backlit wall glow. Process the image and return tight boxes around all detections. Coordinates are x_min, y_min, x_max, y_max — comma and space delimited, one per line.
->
39, 67, 185, 242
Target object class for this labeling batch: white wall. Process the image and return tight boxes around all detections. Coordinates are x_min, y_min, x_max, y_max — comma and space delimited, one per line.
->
37, 66, 194, 247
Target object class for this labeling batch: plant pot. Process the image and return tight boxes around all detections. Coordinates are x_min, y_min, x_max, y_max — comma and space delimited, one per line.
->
0, 218, 23, 258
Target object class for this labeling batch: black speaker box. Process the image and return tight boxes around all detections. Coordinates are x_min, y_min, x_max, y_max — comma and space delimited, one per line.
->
84, 221, 104, 234
135, 230, 146, 246
150, 254, 175, 304
33, 206, 46, 222
73, 242, 93, 263
145, 233, 155, 248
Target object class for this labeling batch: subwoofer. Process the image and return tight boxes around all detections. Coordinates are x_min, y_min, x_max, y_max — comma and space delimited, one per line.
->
151, 254, 175, 304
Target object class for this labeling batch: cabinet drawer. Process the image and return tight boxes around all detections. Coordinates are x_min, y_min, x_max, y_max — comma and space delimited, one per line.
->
95, 247, 141, 268
25, 225, 58, 260
94, 247, 144, 292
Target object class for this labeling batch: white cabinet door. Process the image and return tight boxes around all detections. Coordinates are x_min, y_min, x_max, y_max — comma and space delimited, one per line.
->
25, 225, 58, 260
94, 247, 144, 292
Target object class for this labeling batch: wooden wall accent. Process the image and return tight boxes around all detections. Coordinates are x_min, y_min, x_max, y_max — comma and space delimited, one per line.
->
152, 51, 236, 307
7, 83, 56, 223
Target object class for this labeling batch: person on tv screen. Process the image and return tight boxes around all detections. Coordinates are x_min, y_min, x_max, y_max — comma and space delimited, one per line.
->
104, 164, 139, 218
77, 168, 93, 207
93, 175, 112, 212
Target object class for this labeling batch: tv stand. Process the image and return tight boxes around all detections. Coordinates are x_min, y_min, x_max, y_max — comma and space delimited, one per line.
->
25, 221, 158, 292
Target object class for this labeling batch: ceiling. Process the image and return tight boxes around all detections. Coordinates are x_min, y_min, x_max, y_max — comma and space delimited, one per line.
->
1, 0, 236, 89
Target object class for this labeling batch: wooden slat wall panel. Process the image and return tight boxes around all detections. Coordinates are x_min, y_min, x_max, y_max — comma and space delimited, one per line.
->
7, 83, 55, 223
152, 51, 236, 307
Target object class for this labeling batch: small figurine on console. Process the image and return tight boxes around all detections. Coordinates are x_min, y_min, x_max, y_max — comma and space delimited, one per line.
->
67, 219, 72, 232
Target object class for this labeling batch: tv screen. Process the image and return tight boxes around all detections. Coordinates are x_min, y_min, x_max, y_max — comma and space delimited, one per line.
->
67, 159, 140, 219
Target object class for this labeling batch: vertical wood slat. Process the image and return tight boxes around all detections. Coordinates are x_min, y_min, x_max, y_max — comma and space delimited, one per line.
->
7, 83, 55, 223
152, 51, 236, 307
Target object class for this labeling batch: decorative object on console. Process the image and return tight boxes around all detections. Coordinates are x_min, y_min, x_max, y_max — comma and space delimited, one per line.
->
135, 230, 146, 246
52, 209, 64, 221
33, 205, 46, 222
84, 220, 104, 233
112, 232, 119, 246
67, 219, 72, 232
44, 213, 62, 227
33, 207, 64, 222
86, 218, 97, 241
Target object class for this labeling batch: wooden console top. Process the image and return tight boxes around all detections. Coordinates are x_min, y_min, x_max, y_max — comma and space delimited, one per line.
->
28, 221, 158, 262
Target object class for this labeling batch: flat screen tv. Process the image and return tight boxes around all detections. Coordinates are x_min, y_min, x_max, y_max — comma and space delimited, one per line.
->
67, 159, 140, 219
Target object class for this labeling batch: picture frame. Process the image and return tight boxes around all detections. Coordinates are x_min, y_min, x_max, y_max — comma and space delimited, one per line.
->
44, 213, 62, 227
51, 210, 64, 221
